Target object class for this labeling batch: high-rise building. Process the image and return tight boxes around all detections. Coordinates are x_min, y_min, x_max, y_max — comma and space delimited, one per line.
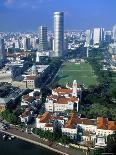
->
105, 31, 112, 43
48, 36, 53, 50
100, 28, 104, 43
26, 37, 31, 50
64, 36, 68, 51
53, 12, 64, 57
93, 28, 104, 46
85, 29, 92, 47
38, 26, 48, 51
93, 28, 101, 45
0, 38, 5, 60
112, 24, 116, 42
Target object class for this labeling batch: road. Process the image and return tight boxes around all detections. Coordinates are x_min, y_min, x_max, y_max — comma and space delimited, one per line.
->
0, 127, 87, 155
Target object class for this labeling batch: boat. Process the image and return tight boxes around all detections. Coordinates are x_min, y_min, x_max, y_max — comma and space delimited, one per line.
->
8, 137, 12, 140
11, 135, 15, 139
3, 134, 8, 140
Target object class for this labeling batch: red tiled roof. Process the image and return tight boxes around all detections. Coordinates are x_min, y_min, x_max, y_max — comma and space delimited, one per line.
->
97, 117, 108, 130
51, 116, 64, 120
57, 97, 69, 104
39, 112, 51, 123
65, 113, 96, 128
21, 108, 31, 118
48, 95, 58, 100
56, 96, 78, 104
97, 117, 116, 131
22, 95, 34, 103
26, 76, 36, 80
108, 121, 116, 130
45, 123, 53, 127
53, 88, 72, 94
69, 96, 78, 102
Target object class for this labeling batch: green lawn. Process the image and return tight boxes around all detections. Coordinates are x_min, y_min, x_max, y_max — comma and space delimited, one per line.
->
57, 61, 98, 87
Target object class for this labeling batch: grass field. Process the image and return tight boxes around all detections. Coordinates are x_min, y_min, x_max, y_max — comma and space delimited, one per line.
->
56, 61, 98, 87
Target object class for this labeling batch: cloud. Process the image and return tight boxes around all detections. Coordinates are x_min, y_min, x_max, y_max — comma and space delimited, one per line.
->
4, 0, 15, 7
4, 0, 52, 8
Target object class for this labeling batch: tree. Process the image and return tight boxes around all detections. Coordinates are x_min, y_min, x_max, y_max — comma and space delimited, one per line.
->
107, 132, 116, 154
92, 148, 105, 155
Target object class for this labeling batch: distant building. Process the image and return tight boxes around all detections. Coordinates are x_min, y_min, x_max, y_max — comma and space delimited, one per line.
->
85, 29, 92, 47
53, 12, 64, 57
26, 37, 31, 50
36, 51, 50, 63
64, 36, 68, 52
93, 28, 104, 46
38, 26, 48, 51
105, 31, 112, 43
48, 36, 53, 50
0, 83, 24, 111
0, 38, 6, 60
112, 24, 116, 42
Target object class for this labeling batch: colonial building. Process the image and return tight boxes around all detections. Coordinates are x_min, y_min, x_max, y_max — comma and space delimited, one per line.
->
45, 80, 80, 112
21, 89, 41, 108
20, 108, 34, 123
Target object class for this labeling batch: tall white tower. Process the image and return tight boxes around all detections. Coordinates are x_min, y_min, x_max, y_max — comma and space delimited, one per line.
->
72, 80, 77, 97
53, 12, 64, 57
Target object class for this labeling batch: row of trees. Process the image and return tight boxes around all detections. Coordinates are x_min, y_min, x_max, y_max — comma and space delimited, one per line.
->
80, 47, 116, 120
0, 109, 22, 125
35, 57, 63, 88
33, 128, 72, 145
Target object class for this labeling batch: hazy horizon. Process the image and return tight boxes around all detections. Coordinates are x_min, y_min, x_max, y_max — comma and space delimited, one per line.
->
0, 0, 116, 32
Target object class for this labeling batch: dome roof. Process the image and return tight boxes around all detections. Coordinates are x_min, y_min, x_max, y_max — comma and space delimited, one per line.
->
31, 64, 36, 71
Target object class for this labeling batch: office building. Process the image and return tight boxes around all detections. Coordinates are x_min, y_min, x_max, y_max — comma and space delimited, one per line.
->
85, 29, 92, 47
100, 28, 104, 43
53, 12, 64, 57
26, 37, 31, 50
38, 26, 48, 51
112, 24, 116, 42
93, 28, 104, 46
105, 31, 112, 43
0, 38, 5, 60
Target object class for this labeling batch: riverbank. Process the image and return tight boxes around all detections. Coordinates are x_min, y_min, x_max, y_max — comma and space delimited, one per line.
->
0, 132, 59, 155
0, 128, 86, 155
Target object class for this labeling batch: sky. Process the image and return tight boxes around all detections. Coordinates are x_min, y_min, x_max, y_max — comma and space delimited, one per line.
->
0, 0, 116, 32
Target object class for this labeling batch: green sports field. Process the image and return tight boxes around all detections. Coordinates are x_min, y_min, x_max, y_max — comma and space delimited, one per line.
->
57, 61, 98, 87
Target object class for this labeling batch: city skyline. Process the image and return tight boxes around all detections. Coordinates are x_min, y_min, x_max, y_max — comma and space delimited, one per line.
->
0, 0, 116, 32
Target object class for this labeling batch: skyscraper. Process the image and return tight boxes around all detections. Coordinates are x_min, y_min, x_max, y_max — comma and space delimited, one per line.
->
112, 24, 116, 42
38, 26, 48, 51
93, 28, 104, 46
0, 38, 5, 60
100, 28, 104, 43
53, 12, 64, 57
25, 37, 31, 50
93, 28, 101, 45
85, 29, 92, 47
105, 31, 112, 43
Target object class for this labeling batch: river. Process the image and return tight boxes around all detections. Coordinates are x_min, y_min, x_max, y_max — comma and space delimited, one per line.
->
0, 133, 60, 155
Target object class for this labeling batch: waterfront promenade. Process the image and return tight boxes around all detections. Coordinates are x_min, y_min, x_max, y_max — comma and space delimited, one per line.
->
0, 127, 86, 155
